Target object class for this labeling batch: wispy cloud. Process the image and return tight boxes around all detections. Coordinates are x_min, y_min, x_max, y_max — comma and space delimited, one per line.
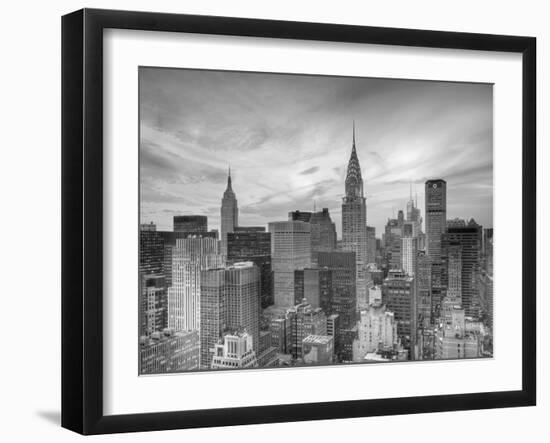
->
140, 68, 493, 235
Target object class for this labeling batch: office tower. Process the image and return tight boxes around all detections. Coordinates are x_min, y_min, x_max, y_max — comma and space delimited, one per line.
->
288, 210, 312, 222
227, 230, 272, 308
302, 335, 334, 364
384, 218, 402, 270
341, 123, 368, 306
168, 237, 223, 332
287, 300, 327, 359
139, 329, 200, 374
310, 208, 337, 253
444, 243, 462, 303
478, 269, 494, 329
316, 252, 356, 329
294, 268, 332, 309
139, 228, 164, 275
401, 236, 418, 277
353, 304, 398, 362
199, 262, 260, 368
220, 168, 239, 255
173, 215, 207, 233
158, 230, 218, 287
268, 220, 311, 308
383, 270, 416, 356
199, 269, 226, 367
425, 179, 447, 261
139, 274, 167, 337
417, 251, 433, 328
367, 226, 376, 264
269, 316, 292, 354
210, 332, 258, 369
257, 330, 279, 367
442, 219, 482, 317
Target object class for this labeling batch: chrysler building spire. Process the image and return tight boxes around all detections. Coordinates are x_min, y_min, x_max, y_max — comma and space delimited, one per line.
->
345, 122, 364, 199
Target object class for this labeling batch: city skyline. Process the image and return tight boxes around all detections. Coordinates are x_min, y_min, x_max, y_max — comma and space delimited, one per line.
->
139, 67, 494, 374
140, 68, 493, 236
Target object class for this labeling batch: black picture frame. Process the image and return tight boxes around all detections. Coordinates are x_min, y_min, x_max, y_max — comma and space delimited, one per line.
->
61, 8, 536, 435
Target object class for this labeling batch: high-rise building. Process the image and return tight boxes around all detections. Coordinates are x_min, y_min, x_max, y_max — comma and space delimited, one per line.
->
227, 230, 272, 308
478, 269, 494, 329
139, 274, 167, 337
221, 168, 239, 255
442, 219, 482, 317
268, 220, 311, 308
139, 228, 164, 276
199, 262, 260, 368
316, 251, 356, 330
353, 304, 398, 362
168, 237, 223, 332
383, 270, 416, 356
302, 335, 334, 365
417, 251, 432, 328
294, 268, 332, 309
367, 226, 376, 265
401, 236, 418, 277
139, 329, 200, 374
310, 208, 337, 253
173, 215, 207, 233
287, 300, 327, 359
257, 330, 279, 367
425, 179, 447, 261
288, 210, 312, 222
384, 218, 402, 270
444, 243, 462, 303
341, 123, 368, 307
210, 331, 258, 369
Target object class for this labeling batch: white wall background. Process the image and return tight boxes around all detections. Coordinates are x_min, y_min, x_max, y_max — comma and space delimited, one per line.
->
0, 1, 545, 441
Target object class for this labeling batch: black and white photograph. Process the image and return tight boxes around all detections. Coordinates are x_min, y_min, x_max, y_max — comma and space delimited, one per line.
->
138, 67, 494, 374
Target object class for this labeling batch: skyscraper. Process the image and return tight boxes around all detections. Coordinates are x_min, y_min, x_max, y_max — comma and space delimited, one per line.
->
168, 237, 223, 332
366, 226, 376, 265
383, 270, 416, 357
227, 230, 272, 308
353, 304, 398, 362
173, 215, 207, 233
309, 208, 337, 253
425, 179, 447, 261
221, 168, 238, 255
268, 220, 311, 308
442, 219, 482, 317
342, 123, 368, 304
401, 236, 418, 277
199, 262, 260, 368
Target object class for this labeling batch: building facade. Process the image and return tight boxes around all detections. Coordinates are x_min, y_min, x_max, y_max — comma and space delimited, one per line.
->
168, 237, 223, 332
425, 179, 447, 262
139, 329, 200, 374
211, 332, 258, 369
173, 215, 207, 233
268, 220, 311, 308
220, 168, 239, 255
341, 124, 368, 308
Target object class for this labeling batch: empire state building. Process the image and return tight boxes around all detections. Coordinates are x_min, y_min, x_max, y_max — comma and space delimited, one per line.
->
221, 167, 238, 255
342, 123, 368, 303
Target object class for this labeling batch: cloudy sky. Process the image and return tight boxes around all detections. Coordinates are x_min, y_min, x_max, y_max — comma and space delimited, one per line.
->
140, 67, 493, 236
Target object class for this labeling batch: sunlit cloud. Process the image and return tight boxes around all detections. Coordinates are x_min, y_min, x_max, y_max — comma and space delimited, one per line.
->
140, 68, 493, 236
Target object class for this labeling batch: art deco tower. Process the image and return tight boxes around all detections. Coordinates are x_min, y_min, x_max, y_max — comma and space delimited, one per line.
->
221, 167, 239, 255
341, 123, 368, 304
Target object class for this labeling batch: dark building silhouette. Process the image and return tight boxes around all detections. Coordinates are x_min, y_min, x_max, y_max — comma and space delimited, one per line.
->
227, 230, 273, 308
173, 215, 207, 233
425, 179, 447, 262
442, 219, 482, 317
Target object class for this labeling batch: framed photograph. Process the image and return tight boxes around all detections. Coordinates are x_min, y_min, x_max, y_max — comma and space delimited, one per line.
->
61, 8, 536, 435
